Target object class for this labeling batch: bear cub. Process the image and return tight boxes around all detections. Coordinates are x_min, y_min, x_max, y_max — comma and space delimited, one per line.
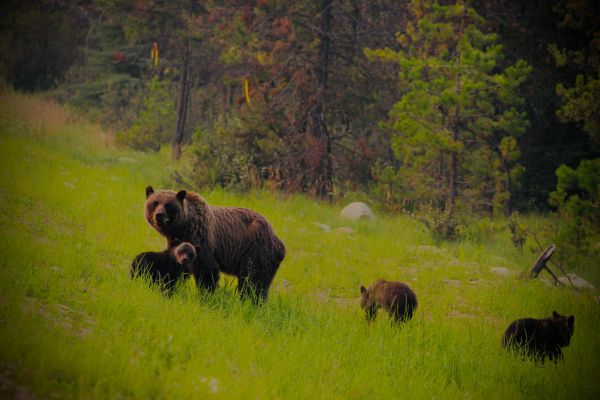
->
131, 242, 196, 292
502, 311, 575, 362
360, 279, 418, 323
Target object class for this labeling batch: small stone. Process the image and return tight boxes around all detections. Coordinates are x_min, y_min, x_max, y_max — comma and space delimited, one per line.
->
334, 226, 354, 234
312, 222, 331, 232
490, 267, 513, 276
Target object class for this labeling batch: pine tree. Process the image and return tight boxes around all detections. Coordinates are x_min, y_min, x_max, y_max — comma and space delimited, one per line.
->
366, 0, 530, 222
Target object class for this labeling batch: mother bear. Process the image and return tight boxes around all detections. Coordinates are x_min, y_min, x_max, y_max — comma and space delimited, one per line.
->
144, 186, 285, 301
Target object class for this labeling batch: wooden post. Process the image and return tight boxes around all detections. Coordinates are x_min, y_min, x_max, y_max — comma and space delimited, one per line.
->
529, 244, 562, 286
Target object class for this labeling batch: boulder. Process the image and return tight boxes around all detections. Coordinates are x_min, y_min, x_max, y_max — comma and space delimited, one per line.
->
558, 273, 596, 290
340, 202, 374, 220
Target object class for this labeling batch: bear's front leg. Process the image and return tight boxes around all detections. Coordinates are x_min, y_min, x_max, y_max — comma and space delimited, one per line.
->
191, 248, 220, 292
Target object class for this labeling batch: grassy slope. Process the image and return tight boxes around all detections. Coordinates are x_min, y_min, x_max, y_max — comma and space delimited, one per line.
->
0, 92, 598, 399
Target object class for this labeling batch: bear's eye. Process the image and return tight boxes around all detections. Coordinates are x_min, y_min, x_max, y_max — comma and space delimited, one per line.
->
164, 203, 174, 213
152, 201, 159, 208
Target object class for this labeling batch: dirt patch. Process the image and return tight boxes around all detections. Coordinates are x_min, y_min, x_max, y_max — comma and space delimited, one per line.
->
21, 297, 95, 338
0, 365, 35, 400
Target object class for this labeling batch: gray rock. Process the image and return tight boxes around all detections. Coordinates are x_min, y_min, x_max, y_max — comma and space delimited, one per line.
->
313, 222, 331, 232
340, 202, 374, 220
558, 274, 596, 290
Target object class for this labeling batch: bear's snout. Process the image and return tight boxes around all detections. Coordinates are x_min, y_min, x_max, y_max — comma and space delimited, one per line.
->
155, 211, 170, 226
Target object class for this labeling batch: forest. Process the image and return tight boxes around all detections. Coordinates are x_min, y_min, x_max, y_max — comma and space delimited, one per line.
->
3, 2, 600, 217
1, 1, 600, 398
2, 0, 599, 262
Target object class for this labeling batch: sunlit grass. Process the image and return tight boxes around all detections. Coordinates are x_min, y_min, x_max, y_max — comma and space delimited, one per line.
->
0, 92, 598, 399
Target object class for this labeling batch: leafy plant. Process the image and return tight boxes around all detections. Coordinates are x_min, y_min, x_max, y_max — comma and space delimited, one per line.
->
549, 158, 600, 263
116, 77, 176, 152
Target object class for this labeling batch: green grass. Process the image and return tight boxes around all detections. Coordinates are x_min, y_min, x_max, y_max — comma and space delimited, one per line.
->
0, 91, 599, 399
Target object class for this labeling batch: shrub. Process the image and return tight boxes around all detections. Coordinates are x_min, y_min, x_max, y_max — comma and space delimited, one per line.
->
116, 77, 176, 151
548, 158, 600, 263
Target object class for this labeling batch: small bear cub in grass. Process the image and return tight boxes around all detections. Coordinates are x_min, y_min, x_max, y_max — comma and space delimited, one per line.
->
502, 311, 575, 362
360, 279, 418, 323
131, 242, 196, 292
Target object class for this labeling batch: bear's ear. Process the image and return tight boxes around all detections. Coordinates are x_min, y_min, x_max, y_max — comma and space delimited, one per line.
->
176, 190, 187, 203
145, 186, 154, 199
568, 315, 575, 327
360, 286, 367, 295
553, 310, 560, 318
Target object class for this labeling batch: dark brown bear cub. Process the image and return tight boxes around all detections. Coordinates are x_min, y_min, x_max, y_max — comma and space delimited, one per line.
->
131, 242, 196, 292
502, 311, 575, 362
144, 186, 286, 302
360, 279, 418, 323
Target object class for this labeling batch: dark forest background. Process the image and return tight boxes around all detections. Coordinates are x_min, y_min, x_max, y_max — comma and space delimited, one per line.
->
1, 0, 598, 260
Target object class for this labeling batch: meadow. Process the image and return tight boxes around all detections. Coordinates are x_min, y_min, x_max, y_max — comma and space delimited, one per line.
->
0, 91, 599, 399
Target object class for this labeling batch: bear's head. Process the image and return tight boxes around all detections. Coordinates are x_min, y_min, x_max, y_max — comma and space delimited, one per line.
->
360, 285, 377, 321
551, 311, 575, 348
145, 186, 187, 235
174, 242, 196, 266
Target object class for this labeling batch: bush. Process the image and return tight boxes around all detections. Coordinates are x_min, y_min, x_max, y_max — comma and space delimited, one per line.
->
116, 77, 176, 151
548, 158, 600, 263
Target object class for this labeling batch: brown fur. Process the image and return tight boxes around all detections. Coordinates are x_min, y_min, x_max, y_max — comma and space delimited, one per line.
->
360, 279, 418, 323
144, 186, 286, 301
502, 311, 575, 362
131, 242, 196, 292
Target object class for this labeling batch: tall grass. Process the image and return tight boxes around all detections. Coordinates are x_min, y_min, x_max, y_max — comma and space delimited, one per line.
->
0, 92, 598, 399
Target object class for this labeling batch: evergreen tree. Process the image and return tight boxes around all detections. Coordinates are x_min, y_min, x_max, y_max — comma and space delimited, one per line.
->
550, 0, 600, 145
366, 0, 530, 222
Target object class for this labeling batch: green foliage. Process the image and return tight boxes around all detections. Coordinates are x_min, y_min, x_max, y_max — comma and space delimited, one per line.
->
187, 95, 288, 191
507, 212, 527, 250
549, 158, 600, 264
116, 77, 176, 152
550, 0, 600, 145
366, 0, 530, 221
556, 74, 600, 143
188, 121, 257, 191
416, 204, 459, 241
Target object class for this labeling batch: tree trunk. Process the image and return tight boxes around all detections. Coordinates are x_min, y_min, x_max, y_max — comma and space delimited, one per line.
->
449, 142, 457, 214
172, 38, 192, 160
447, 4, 466, 216
308, 0, 333, 201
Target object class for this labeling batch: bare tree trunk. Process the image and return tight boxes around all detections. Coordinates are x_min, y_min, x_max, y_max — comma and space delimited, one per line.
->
447, 4, 466, 216
449, 141, 457, 214
308, 0, 334, 201
172, 38, 192, 160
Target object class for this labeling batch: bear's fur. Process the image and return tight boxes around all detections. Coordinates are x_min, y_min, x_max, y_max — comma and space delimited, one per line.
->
502, 311, 575, 362
360, 279, 418, 323
144, 186, 285, 301
131, 242, 196, 292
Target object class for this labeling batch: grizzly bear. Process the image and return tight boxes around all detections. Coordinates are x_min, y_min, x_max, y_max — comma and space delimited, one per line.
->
360, 279, 418, 323
131, 242, 196, 292
502, 311, 575, 362
144, 186, 285, 301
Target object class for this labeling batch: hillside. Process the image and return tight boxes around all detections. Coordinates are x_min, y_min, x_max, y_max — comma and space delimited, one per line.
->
0, 92, 598, 399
